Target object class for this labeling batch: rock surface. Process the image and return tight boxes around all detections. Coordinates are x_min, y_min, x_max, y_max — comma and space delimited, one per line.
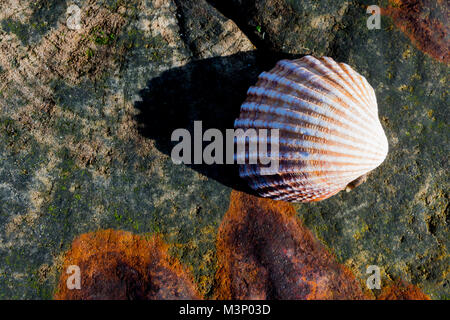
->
0, 0, 447, 299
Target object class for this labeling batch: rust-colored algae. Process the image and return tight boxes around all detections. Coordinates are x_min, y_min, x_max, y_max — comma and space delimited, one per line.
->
382, 0, 449, 63
378, 280, 431, 300
54, 229, 200, 300
215, 190, 367, 300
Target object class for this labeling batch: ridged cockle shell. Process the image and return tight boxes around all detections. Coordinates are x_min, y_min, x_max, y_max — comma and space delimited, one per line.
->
234, 55, 389, 202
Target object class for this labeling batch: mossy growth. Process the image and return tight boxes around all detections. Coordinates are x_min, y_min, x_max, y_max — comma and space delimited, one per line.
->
1, 19, 30, 45
90, 26, 117, 46
1, 0, 66, 45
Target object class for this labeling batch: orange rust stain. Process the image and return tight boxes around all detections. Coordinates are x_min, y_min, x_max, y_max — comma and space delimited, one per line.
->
52, 204, 432, 300
54, 229, 200, 300
378, 280, 431, 300
215, 190, 367, 300
381, 0, 449, 63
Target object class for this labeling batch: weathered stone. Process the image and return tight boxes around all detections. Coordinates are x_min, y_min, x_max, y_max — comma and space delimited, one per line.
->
0, 0, 447, 299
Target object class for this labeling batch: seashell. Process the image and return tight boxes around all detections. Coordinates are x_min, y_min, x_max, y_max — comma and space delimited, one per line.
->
234, 55, 389, 202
